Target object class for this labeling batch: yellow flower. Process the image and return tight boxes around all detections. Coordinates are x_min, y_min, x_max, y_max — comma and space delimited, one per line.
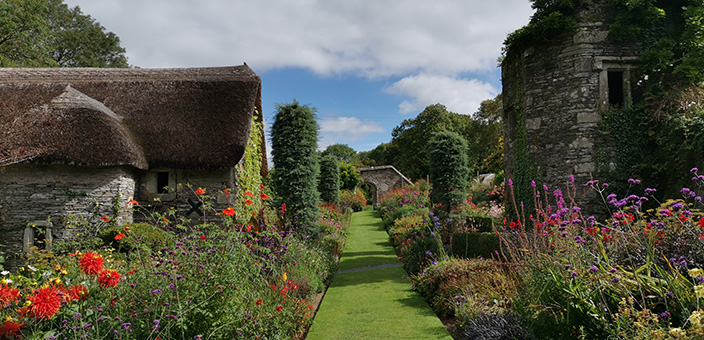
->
23, 300, 31, 307
690, 310, 704, 327
283, 272, 287, 282
696, 285, 704, 298
690, 268, 703, 278
670, 328, 686, 337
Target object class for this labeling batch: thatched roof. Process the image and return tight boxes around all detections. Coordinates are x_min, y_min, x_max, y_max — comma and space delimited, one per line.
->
0, 65, 262, 170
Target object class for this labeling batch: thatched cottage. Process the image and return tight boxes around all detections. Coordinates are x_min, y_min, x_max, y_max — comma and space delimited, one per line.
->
0, 65, 264, 259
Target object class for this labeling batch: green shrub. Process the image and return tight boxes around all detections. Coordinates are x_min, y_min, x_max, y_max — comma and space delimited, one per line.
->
271, 100, 320, 234
319, 154, 340, 204
339, 189, 366, 212
411, 258, 519, 319
450, 232, 501, 259
428, 131, 469, 216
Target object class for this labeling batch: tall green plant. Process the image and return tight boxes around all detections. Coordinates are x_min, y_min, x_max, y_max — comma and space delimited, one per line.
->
428, 131, 469, 215
271, 100, 320, 234
319, 154, 340, 204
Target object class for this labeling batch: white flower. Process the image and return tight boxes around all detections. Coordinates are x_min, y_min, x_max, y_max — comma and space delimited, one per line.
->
0, 271, 9, 276
27, 265, 37, 272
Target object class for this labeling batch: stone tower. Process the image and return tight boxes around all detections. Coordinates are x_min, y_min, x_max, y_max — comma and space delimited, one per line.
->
502, 2, 639, 195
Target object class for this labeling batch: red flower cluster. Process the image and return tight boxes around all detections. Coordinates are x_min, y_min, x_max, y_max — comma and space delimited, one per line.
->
0, 320, 22, 338
79, 251, 104, 276
0, 285, 20, 306
27, 286, 62, 319
222, 207, 236, 216
98, 270, 121, 288
79, 251, 121, 288
114, 232, 126, 241
195, 187, 205, 195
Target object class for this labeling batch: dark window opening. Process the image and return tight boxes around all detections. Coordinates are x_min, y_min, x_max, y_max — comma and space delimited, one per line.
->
608, 71, 625, 107
157, 171, 169, 193
34, 232, 47, 250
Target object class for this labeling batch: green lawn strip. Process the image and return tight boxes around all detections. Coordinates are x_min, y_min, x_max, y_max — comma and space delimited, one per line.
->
306, 210, 452, 340
338, 209, 399, 271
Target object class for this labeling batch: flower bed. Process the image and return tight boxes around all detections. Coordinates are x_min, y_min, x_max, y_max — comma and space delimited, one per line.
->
0, 187, 348, 339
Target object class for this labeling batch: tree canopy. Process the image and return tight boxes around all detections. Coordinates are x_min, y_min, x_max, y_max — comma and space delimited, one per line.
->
0, 0, 128, 67
368, 100, 502, 181
321, 144, 358, 164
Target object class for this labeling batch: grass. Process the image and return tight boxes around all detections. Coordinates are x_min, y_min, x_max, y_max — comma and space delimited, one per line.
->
306, 209, 452, 340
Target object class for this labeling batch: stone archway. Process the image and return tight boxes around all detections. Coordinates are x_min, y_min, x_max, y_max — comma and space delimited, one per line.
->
357, 165, 412, 207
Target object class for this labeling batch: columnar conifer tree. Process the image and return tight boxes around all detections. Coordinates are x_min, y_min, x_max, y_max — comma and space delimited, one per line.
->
319, 154, 340, 204
271, 100, 320, 235
428, 131, 469, 216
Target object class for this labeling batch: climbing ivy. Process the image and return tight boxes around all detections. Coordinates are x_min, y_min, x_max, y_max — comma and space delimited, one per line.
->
232, 109, 266, 226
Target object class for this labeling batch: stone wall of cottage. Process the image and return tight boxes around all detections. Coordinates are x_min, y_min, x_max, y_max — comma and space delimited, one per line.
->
135, 168, 235, 221
502, 3, 639, 196
0, 165, 136, 267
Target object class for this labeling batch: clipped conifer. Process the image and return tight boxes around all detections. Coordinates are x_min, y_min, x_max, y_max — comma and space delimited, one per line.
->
428, 131, 469, 215
319, 154, 340, 204
271, 100, 320, 234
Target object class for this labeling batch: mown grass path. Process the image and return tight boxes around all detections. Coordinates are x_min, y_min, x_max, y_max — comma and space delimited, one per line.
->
306, 209, 452, 340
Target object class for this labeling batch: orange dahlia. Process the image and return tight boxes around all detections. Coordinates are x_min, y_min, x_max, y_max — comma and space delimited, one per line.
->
28, 286, 62, 319
0, 285, 20, 305
97, 270, 120, 288
0, 319, 23, 338
79, 251, 104, 276
66, 285, 87, 301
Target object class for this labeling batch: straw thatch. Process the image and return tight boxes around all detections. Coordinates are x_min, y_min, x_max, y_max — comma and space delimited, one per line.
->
0, 65, 262, 170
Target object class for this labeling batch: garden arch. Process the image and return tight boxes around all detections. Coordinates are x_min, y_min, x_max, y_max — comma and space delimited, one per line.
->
357, 165, 412, 207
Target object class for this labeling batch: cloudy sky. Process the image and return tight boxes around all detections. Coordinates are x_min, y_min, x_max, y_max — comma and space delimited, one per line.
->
63, 0, 534, 152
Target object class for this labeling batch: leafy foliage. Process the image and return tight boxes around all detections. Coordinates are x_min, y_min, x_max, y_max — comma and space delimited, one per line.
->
321, 143, 358, 164
387, 102, 502, 181
338, 161, 361, 191
318, 154, 340, 204
271, 100, 321, 234
0, 0, 128, 67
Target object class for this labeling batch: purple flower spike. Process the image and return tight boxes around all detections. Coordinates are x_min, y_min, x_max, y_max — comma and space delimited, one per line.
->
589, 266, 599, 274
692, 168, 699, 173
569, 174, 575, 183
508, 179, 513, 187
531, 180, 536, 188
570, 272, 578, 278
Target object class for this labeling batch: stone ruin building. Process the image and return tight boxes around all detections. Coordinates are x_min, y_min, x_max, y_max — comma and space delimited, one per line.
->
502, 2, 639, 196
0, 65, 264, 265
358, 165, 412, 207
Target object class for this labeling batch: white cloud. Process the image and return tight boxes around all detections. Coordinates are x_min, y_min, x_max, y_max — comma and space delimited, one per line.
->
318, 117, 385, 149
384, 74, 498, 115
64, 0, 532, 77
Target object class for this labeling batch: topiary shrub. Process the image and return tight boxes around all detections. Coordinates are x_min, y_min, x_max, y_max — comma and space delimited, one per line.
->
428, 131, 469, 216
271, 100, 320, 235
319, 154, 340, 204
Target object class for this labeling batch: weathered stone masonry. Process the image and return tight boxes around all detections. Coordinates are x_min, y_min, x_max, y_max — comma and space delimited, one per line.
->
503, 3, 639, 194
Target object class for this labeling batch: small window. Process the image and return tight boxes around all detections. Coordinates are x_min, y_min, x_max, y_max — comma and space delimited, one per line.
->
608, 71, 625, 107
157, 171, 169, 193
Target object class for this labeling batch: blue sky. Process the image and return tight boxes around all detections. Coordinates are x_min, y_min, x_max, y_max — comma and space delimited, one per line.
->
64, 0, 534, 153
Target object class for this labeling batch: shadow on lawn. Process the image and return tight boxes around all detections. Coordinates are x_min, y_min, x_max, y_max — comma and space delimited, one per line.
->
331, 266, 412, 288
